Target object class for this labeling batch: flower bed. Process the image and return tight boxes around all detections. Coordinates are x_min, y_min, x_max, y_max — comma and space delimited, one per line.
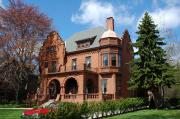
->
21, 108, 49, 119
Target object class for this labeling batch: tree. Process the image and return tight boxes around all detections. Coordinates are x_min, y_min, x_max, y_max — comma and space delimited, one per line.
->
0, 0, 51, 68
0, 0, 52, 103
130, 12, 175, 108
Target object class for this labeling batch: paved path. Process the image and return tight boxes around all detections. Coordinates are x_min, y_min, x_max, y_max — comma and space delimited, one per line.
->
0, 108, 33, 110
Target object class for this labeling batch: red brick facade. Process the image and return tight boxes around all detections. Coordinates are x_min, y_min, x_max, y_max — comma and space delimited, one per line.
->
39, 17, 133, 102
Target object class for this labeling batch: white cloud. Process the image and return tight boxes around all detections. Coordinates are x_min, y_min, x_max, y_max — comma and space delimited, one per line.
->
137, 7, 180, 29
117, 16, 135, 26
71, 0, 136, 27
163, 0, 180, 7
0, 0, 4, 8
71, 0, 114, 27
150, 7, 180, 29
152, 0, 159, 9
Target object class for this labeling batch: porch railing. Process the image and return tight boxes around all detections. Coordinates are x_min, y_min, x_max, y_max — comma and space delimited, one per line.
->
102, 94, 114, 100
64, 94, 77, 99
47, 63, 98, 74
86, 93, 99, 99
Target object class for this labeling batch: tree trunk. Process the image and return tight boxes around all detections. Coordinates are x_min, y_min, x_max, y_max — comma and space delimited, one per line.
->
147, 90, 156, 109
160, 86, 165, 108
15, 85, 20, 104
149, 87, 163, 109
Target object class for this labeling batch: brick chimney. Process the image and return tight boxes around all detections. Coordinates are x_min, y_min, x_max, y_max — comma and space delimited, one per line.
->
106, 17, 114, 31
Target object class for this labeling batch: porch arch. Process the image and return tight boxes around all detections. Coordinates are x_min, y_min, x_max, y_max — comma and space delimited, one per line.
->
48, 79, 60, 99
64, 77, 78, 94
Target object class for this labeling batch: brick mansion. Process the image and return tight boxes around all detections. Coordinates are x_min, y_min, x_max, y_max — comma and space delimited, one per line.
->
39, 17, 133, 102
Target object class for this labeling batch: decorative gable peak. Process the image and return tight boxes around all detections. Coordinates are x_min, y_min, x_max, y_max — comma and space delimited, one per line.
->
47, 31, 62, 41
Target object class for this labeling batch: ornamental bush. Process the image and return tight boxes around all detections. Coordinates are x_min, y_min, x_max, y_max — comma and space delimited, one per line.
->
41, 98, 147, 119
56, 102, 82, 119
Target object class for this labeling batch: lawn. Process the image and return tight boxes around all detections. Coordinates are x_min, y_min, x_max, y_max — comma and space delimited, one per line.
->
0, 109, 24, 119
106, 109, 180, 119
0, 109, 180, 119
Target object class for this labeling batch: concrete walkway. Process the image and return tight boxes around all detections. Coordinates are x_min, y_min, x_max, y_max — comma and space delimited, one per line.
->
0, 108, 33, 110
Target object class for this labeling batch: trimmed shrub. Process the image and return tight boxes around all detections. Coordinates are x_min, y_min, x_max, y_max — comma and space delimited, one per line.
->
56, 102, 82, 119
42, 98, 147, 119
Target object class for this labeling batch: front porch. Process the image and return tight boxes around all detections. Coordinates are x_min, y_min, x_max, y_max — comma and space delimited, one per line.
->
39, 69, 121, 103
45, 76, 115, 102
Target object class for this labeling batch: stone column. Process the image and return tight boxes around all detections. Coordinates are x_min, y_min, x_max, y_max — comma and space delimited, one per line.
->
61, 86, 65, 101
112, 73, 116, 99
98, 74, 103, 100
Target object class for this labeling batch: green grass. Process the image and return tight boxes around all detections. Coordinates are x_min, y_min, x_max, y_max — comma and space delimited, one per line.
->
106, 109, 180, 119
0, 109, 24, 119
0, 104, 18, 108
0, 109, 180, 119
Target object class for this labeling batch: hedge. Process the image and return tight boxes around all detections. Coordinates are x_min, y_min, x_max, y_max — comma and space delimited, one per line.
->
21, 98, 148, 119
43, 98, 148, 119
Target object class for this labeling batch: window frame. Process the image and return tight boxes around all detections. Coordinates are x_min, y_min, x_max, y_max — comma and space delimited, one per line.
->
102, 79, 107, 94
103, 53, 108, 67
72, 58, 77, 70
85, 56, 91, 68
111, 53, 116, 66
51, 60, 57, 72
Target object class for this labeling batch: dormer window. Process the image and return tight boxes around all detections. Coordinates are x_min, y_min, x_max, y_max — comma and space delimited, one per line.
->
76, 36, 96, 49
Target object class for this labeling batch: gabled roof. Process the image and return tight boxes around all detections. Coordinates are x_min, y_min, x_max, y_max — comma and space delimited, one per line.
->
65, 27, 105, 52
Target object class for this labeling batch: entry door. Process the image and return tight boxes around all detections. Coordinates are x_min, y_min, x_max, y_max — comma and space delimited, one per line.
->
102, 79, 107, 94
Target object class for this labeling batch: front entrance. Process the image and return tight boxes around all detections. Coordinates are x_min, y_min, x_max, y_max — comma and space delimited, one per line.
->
49, 79, 60, 99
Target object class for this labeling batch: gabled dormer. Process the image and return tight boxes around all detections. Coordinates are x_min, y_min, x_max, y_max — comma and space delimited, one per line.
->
76, 36, 96, 49
39, 31, 66, 74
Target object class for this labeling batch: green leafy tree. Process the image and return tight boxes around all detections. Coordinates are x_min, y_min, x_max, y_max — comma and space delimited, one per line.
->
130, 12, 175, 108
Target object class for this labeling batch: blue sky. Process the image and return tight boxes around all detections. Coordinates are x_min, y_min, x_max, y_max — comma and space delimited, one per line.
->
1, 0, 180, 43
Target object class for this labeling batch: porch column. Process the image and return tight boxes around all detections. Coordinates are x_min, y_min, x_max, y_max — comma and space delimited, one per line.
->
60, 86, 64, 101
98, 74, 103, 100
78, 75, 84, 102
112, 73, 116, 99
